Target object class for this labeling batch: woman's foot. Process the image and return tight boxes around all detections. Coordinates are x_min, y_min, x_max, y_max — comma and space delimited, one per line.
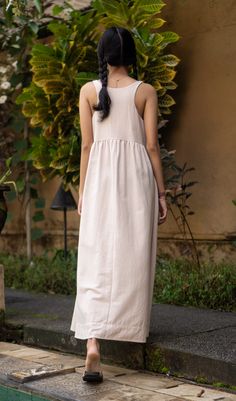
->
85, 337, 101, 372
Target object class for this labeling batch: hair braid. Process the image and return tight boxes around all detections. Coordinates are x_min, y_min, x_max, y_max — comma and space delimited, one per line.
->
132, 60, 138, 80
100, 55, 108, 87
94, 27, 138, 120
93, 54, 111, 121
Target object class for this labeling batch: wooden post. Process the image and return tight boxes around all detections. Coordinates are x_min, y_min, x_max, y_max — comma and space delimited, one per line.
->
24, 121, 32, 260
0, 264, 5, 323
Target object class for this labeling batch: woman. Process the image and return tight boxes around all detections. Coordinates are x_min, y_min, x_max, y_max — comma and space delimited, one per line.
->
70, 26, 167, 383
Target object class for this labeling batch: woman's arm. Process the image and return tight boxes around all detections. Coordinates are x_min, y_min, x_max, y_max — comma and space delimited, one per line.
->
77, 83, 94, 214
143, 84, 167, 224
143, 84, 165, 193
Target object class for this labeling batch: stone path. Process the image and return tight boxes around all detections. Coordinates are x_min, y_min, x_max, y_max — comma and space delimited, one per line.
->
0, 342, 235, 401
4, 288, 236, 385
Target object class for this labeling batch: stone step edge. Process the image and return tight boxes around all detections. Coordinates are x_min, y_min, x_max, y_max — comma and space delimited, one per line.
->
145, 343, 236, 387
17, 325, 236, 388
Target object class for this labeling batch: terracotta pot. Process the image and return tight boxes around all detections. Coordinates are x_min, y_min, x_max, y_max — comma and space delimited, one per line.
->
0, 185, 10, 234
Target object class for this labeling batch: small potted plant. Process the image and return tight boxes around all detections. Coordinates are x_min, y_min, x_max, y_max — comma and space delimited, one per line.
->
0, 158, 17, 234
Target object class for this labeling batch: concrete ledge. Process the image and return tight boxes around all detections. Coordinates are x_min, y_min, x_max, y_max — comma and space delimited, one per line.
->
23, 326, 145, 370
4, 288, 236, 387
0, 322, 23, 343
145, 343, 236, 386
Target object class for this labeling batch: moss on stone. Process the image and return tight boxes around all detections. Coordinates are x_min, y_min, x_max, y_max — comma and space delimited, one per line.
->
145, 346, 170, 373
212, 382, 236, 391
28, 313, 59, 320
194, 377, 236, 391
195, 376, 209, 384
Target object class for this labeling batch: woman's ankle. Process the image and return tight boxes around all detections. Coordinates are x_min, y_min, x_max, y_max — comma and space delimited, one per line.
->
87, 337, 100, 349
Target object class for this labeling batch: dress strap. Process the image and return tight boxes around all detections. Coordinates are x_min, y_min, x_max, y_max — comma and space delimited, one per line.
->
130, 81, 144, 116
92, 80, 101, 102
131, 80, 143, 96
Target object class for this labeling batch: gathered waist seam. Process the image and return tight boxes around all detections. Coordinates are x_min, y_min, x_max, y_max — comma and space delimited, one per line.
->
93, 138, 145, 147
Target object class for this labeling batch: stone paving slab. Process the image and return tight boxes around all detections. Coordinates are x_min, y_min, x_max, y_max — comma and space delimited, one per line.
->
76, 366, 183, 390
0, 355, 44, 376
24, 372, 236, 401
75, 364, 138, 379
7, 364, 75, 383
100, 371, 183, 390
0, 341, 85, 367
0, 341, 23, 351
3, 348, 54, 358
159, 383, 236, 401
79, 386, 182, 401
25, 372, 121, 401
26, 354, 85, 367
0, 343, 235, 401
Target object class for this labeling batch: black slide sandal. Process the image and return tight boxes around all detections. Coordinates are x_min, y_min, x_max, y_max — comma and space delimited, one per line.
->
82, 370, 103, 382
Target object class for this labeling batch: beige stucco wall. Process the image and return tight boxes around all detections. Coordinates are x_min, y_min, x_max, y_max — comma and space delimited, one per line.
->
160, 0, 236, 240
1, 0, 236, 259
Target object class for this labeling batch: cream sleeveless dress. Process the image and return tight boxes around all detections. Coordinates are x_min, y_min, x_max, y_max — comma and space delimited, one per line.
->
70, 79, 159, 343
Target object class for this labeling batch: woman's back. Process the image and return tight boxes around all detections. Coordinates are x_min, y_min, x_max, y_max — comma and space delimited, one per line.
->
92, 79, 146, 146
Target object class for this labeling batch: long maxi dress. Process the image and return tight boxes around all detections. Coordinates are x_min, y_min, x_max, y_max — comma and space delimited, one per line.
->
70, 79, 159, 343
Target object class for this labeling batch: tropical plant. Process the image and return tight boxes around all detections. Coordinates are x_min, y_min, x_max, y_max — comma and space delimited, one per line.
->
0, 157, 17, 234
93, 0, 179, 115
0, 158, 17, 193
16, 5, 101, 187
16, 0, 180, 188
13, 0, 199, 259
0, 0, 54, 251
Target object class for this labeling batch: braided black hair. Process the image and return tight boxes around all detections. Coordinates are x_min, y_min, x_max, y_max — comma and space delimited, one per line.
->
93, 27, 138, 122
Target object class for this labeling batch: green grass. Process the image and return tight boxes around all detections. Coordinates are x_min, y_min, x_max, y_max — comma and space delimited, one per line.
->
0, 249, 77, 296
153, 256, 236, 311
0, 250, 235, 311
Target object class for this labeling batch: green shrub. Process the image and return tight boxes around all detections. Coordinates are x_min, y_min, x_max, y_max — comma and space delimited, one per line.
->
154, 257, 236, 311
1, 250, 77, 295
1, 251, 235, 311
16, 0, 180, 187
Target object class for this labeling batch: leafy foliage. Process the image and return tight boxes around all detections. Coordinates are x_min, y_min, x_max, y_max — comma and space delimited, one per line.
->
153, 257, 236, 312
16, 6, 101, 186
17, 0, 180, 187
0, 0, 52, 238
4, 0, 198, 254
93, 0, 180, 116
1, 249, 77, 295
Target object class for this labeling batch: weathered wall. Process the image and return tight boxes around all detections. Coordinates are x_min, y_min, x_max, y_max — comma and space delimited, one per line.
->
1, 0, 236, 261
159, 0, 236, 242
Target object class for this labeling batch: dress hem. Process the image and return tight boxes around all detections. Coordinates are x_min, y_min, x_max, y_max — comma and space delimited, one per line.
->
70, 321, 149, 343
70, 328, 149, 343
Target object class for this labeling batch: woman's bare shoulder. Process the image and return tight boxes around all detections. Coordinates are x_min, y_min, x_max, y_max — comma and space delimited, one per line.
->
140, 82, 157, 95
80, 81, 96, 93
